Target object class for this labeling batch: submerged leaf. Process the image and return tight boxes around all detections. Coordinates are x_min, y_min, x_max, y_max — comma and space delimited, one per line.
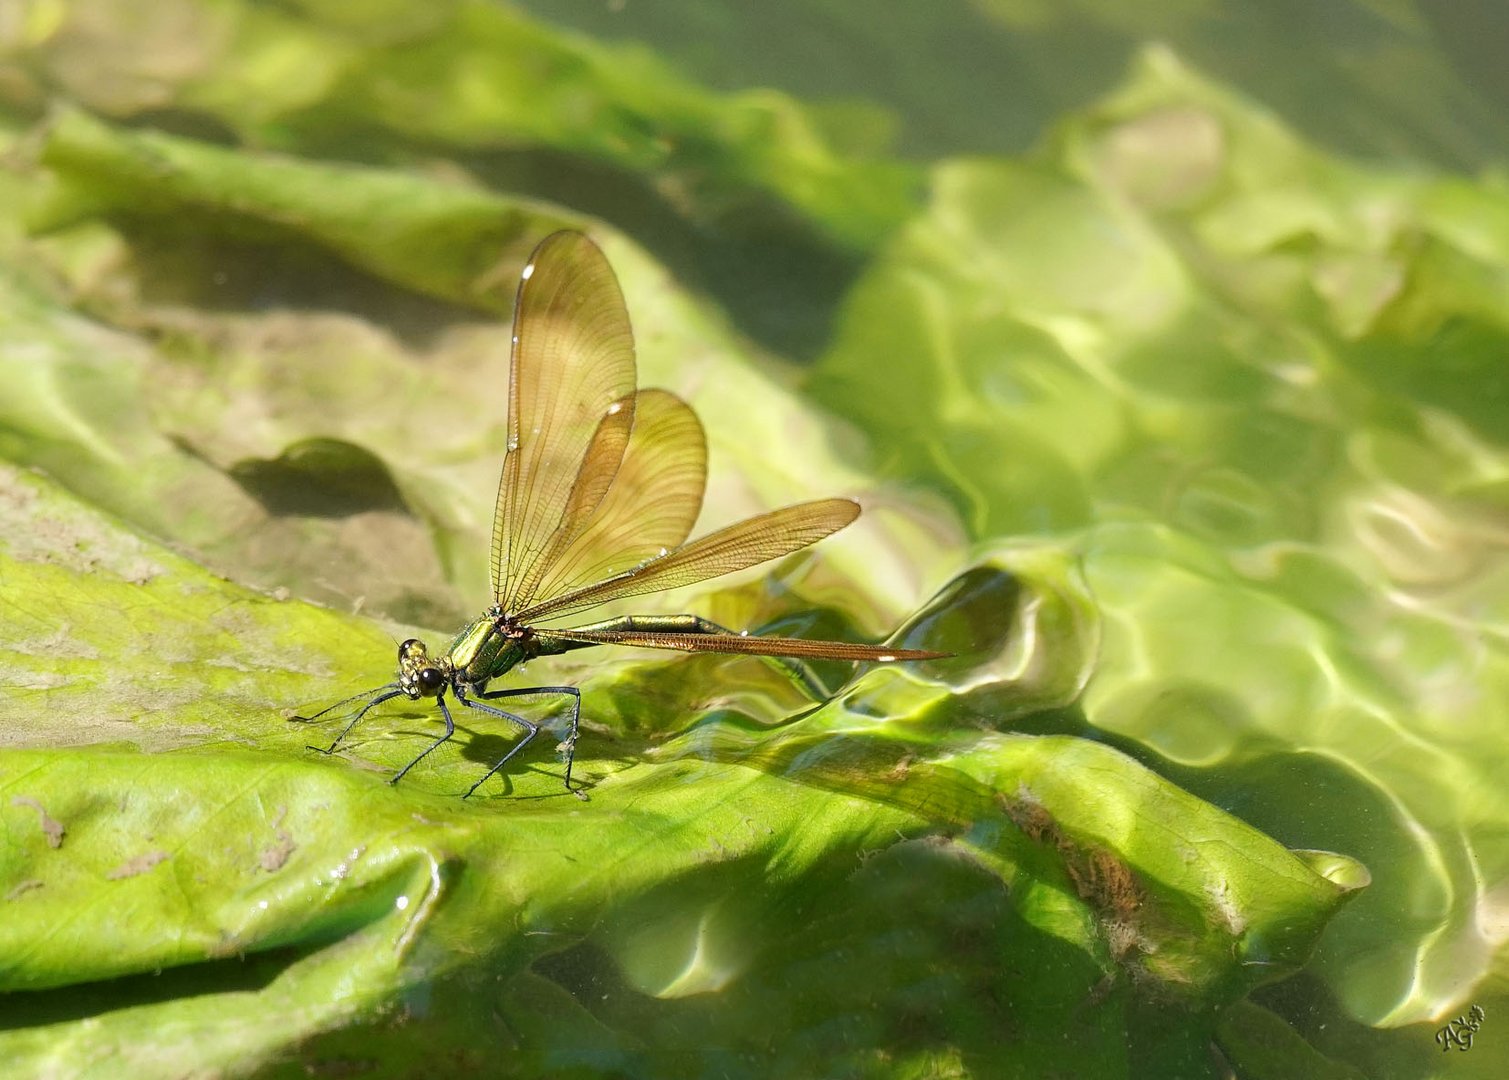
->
0, 466, 1362, 1075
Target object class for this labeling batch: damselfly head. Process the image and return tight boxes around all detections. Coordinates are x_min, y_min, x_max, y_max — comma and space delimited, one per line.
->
397, 638, 447, 699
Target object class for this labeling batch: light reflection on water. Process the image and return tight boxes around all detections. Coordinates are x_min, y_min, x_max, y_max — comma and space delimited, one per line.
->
9, 2, 1509, 1074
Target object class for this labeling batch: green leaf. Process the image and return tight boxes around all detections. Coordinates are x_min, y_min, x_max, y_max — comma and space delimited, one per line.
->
34, 107, 571, 315
10, 1, 917, 253
0, 467, 1364, 1075
15, 10, 1492, 1073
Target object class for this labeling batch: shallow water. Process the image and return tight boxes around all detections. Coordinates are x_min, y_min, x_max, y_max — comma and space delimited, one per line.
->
0, 4, 1506, 1078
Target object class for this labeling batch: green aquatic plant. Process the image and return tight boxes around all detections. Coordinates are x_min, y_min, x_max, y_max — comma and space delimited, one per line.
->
3, 4, 1504, 1077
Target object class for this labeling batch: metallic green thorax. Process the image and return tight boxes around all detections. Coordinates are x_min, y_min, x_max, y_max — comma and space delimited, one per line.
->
445, 611, 531, 685
436, 607, 588, 687
445, 615, 509, 682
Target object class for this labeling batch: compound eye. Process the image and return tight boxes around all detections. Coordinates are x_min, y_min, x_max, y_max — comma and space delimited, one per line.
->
398, 638, 421, 658
416, 667, 445, 694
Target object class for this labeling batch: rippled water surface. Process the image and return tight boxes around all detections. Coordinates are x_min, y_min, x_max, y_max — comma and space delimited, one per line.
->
1, 4, 1506, 1078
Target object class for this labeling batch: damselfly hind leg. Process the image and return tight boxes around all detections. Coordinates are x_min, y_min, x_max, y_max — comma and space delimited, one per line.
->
458, 685, 583, 799
478, 685, 583, 795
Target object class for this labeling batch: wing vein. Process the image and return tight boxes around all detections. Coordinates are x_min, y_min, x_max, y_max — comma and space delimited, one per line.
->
538, 628, 948, 662
516, 498, 861, 623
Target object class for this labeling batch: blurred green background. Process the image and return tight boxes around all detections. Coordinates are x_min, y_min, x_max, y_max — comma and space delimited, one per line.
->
1, 2, 1507, 1078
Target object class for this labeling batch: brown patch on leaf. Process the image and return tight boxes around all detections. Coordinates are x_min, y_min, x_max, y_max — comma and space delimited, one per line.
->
0, 467, 165, 583
999, 788, 1147, 962
258, 804, 296, 871
5, 879, 44, 901
107, 850, 170, 879
11, 796, 65, 848
1069, 848, 1142, 924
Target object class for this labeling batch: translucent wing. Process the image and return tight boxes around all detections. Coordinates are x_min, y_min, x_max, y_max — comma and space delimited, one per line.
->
515, 497, 861, 624
492, 231, 637, 613
530, 388, 707, 605
511, 393, 635, 608
537, 628, 948, 662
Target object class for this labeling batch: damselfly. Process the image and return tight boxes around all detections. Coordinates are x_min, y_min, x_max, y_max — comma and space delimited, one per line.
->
293, 231, 946, 796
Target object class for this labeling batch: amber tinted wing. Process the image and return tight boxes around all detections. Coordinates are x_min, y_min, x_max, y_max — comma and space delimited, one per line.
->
515, 497, 861, 623
512, 393, 635, 607
537, 627, 948, 662
492, 231, 637, 612
529, 388, 707, 605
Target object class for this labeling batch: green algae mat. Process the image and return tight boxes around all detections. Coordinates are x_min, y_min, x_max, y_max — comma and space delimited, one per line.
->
2, 4, 1506, 1078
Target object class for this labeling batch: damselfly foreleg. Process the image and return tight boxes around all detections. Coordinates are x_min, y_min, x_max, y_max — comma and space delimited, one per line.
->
388, 691, 457, 785
293, 685, 405, 756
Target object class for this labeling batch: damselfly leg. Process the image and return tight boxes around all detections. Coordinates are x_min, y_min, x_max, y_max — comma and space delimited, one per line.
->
291, 684, 404, 755
461, 684, 582, 798
387, 692, 457, 786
